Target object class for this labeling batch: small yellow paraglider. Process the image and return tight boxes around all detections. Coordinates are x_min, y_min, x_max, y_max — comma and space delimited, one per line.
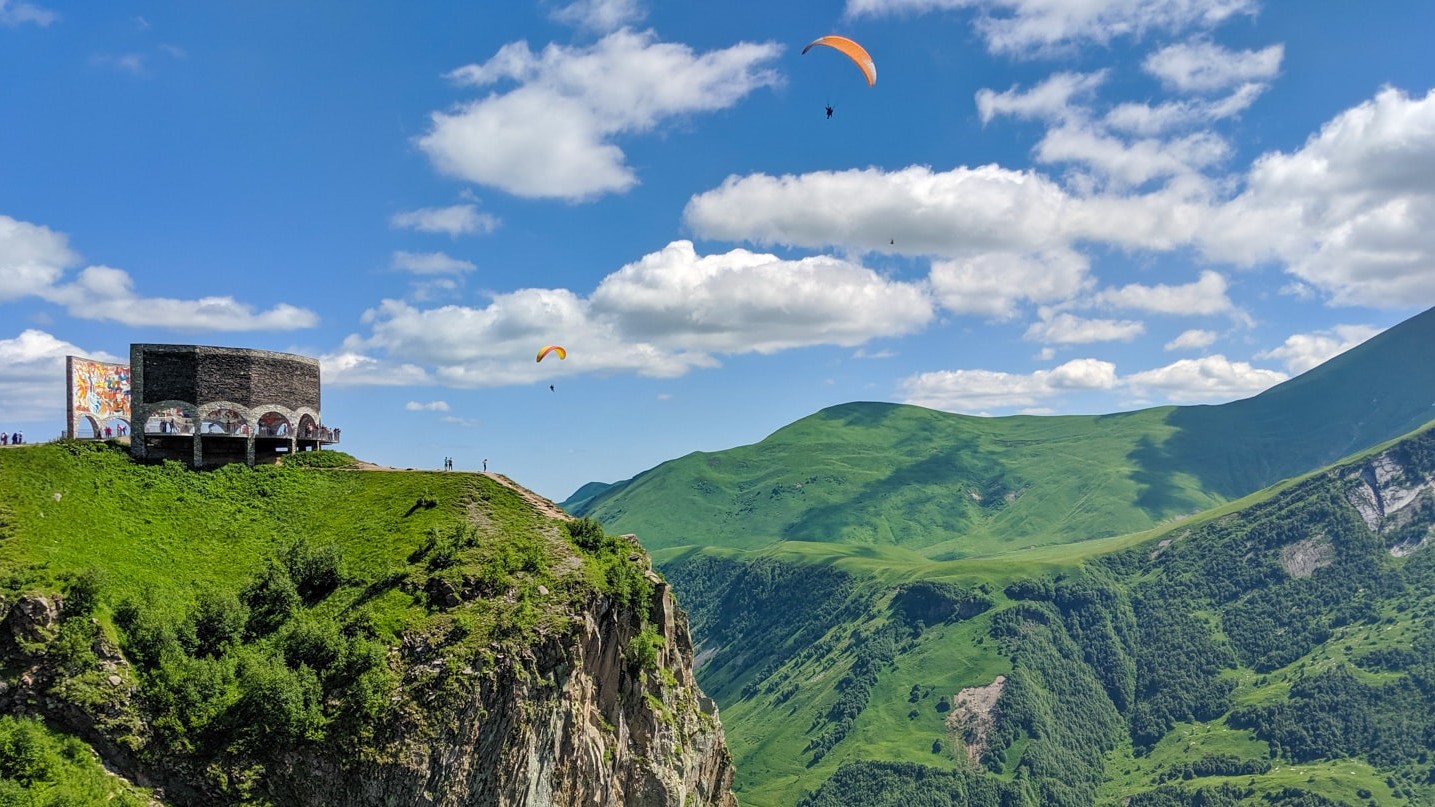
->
536, 345, 567, 362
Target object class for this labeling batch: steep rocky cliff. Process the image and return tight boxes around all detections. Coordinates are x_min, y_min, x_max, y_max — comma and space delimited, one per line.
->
0, 446, 736, 806
0, 565, 735, 806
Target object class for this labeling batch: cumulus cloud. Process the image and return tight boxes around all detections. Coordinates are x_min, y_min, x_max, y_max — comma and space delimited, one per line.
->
903, 351, 1287, 413
0, 0, 57, 26
391, 250, 476, 275
551, 0, 644, 32
405, 400, 451, 412
1036, 124, 1230, 186
340, 240, 931, 387
1024, 311, 1144, 343
1, 215, 318, 331
320, 350, 432, 388
686, 164, 1208, 256
1255, 324, 1382, 374
418, 30, 781, 200
1125, 354, 1285, 402
0, 215, 76, 300
0, 329, 120, 422
1165, 328, 1217, 350
690, 85, 1435, 312
900, 357, 1118, 410
930, 249, 1091, 319
976, 71, 1106, 125
45, 266, 318, 331
1143, 40, 1283, 92
844, 0, 1257, 55
1097, 270, 1232, 315
390, 204, 498, 236
1200, 87, 1435, 307
1104, 83, 1264, 136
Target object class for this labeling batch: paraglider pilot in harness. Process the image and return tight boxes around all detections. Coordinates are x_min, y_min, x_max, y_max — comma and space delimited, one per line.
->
826, 104, 834, 119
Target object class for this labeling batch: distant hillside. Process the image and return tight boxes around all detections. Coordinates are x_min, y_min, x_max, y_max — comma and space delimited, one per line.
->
564, 479, 617, 512
663, 419, 1435, 806
567, 305, 1435, 556
0, 443, 734, 806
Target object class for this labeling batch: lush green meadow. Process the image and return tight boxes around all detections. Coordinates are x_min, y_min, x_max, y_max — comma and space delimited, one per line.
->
0, 441, 653, 803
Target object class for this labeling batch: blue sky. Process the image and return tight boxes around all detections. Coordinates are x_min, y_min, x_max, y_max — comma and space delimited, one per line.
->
3, 1, 1435, 501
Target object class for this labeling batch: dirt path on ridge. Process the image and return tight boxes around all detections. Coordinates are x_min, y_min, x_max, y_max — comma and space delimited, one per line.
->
343, 460, 572, 521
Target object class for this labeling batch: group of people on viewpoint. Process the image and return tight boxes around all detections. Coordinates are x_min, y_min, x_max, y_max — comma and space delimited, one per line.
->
1, 431, 22, 446
442, 457, 490, 472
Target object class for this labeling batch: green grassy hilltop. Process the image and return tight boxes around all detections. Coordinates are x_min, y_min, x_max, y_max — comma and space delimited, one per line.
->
567, 306, 1435, 558
0, 444, 665, 804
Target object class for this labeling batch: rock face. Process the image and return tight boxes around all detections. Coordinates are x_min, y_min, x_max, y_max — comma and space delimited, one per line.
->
1344, 446, 1435, 555
264, 576, 737, 807
0, 578, 736, 807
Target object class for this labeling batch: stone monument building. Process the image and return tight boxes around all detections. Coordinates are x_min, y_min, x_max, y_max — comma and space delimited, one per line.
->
129, 343, 338, 468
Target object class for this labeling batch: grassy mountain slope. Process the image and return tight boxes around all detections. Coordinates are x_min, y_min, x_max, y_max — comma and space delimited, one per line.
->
0, 443, 721, 804
662, 419, 1435, 806
568, 305, 1435, 557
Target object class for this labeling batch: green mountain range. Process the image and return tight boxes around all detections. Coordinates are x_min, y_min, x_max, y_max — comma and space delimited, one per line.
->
565, 305, 1435, 559
564, 306, 1435, 806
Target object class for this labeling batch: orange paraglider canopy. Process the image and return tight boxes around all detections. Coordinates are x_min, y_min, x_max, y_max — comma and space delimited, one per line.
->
536, 345, 567, 362
801, 35, 876, 87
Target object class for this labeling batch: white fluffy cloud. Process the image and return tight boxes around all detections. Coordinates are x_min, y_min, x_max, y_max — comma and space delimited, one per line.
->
0, 329, 120, 422
689, 84, 1435, 311
1036, 124, 1230, 186
1255, 324, 1382, 374
391, 251, 476, 275
551, 0, 644, 32
390, 204, 498, 236
1103, 83, 1264, 136
418, 30, 781, 200
1143, 40, 1283, 92
844, 0, 1256, 55
1201, 87, 1435, 307
900, 357, 1118, 410
0, 0, 56, 26
46, 266, 318, 331
1125, 354, 1286, 402
976, 71, 1106, 124
339, 241, 931, 387
1024, 311, 1144, 344
1165, 328, 1217, 350
903, 351, 1287, 413
1, 215, 319, 331
405, 400, 451, 412
590, 241, 932, 353
929, 249, 1091, 319
1097, 270, 1232, 315
685, 164, 1208, 256
1, 215, 76, 300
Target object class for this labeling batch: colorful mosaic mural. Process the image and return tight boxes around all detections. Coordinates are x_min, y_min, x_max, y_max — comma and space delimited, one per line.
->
69, 357, 131, 420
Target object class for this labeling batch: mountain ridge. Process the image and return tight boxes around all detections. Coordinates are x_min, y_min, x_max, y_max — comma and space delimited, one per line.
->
566, 305, 1435, 556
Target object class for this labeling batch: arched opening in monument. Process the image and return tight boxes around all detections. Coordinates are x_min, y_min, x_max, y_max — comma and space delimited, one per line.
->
298, 414, 320, 439
99, 416, 131, 439
202, 408, 247, 435
144, 407, 192, 435
258, 411, 292, 438
74, 415, 99, 439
